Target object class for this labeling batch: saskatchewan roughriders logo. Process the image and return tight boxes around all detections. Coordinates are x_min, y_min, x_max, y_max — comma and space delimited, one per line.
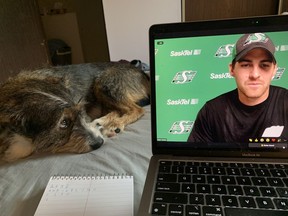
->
169, 121, 194, 134
244, 33, 268, 46
274, 67, 285, 80
172, 71, 197, 84
215, 44, 234, 58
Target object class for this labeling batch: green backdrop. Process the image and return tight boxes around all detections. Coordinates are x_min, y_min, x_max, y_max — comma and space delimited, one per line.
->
154, 32, 288, 142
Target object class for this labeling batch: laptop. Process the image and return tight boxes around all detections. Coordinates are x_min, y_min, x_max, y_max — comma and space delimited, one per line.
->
138, 15, 288, 216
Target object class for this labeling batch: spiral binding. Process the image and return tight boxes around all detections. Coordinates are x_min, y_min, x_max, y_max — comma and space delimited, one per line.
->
51, 174, 133, 180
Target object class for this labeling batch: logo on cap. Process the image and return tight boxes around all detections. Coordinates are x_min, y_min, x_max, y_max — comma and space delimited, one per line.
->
243, 33, 269, 46
233, 32, 276, 62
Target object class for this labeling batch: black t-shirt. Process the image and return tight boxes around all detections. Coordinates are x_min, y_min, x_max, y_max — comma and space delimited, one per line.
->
188, 86, 288, 143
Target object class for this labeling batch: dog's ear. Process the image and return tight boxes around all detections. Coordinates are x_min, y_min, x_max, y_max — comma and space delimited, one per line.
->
21, 114, 52, 137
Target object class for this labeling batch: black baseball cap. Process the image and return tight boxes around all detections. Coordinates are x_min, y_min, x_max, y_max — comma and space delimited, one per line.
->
232, 33, 276, 63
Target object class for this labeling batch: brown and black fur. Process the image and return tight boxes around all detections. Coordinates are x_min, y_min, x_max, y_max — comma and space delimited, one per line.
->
0, 62, 150, 162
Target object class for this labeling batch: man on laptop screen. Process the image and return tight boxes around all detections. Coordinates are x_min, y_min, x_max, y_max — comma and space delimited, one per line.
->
188, 33, 288, 143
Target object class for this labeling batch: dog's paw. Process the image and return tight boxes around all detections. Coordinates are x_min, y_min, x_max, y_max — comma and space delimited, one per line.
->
92, 118, 124, 138
2, 135, 34, 162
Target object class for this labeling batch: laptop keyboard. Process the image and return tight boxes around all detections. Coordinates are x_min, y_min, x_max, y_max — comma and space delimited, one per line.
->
151, 160, 288, 215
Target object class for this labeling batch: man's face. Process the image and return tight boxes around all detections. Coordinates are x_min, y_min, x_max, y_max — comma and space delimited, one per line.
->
229, 48, 277, 106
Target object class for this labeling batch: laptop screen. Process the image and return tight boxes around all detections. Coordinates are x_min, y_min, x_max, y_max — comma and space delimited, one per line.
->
150, 15, 288, 157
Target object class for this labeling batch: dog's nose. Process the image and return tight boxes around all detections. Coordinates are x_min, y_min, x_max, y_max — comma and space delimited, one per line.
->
90, 137, 104, 150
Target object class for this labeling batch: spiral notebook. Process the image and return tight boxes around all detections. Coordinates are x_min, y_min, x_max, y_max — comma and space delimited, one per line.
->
34, 175, 134, 216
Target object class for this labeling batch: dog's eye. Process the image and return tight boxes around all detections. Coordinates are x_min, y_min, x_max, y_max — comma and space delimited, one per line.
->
60, 119, 70, 129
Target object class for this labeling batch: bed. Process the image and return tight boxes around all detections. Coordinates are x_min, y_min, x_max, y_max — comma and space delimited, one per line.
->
0, 105, 152, 216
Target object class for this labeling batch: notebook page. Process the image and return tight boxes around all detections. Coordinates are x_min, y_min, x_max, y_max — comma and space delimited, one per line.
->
34, 175, 133, 216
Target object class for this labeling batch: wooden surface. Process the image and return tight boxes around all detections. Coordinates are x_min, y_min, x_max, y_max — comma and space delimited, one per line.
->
0, 0, 49, 82
184, 0, 278, 21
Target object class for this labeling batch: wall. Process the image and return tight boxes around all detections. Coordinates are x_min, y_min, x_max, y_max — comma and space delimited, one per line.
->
279, 0, 288, 13
38, 0, 109, 63
103, 0, 182, 64
41, 12, 85, 64
0, 0, 49, 82
71, 0, 109, 62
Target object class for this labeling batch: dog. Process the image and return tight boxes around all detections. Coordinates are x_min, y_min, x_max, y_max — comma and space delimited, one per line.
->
0, 62, 150, 162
